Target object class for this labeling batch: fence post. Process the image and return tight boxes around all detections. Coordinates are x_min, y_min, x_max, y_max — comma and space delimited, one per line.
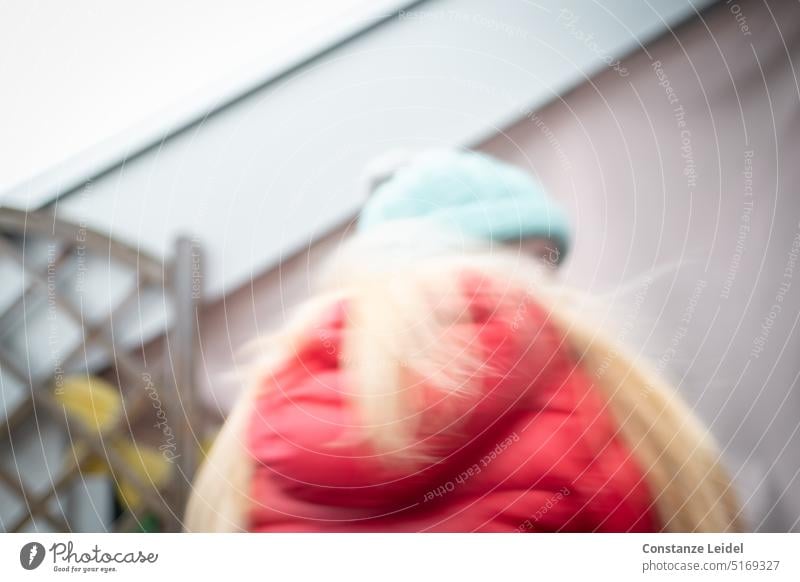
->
168, 235, 202, 531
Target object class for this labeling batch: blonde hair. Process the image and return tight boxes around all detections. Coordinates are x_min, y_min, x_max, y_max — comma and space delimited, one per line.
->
185, 224, 744, 532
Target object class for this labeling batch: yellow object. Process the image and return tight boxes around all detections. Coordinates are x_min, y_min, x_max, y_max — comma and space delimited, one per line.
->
55, 374, 173, 511
54, 375, 122, 434
115, 441, 173, 510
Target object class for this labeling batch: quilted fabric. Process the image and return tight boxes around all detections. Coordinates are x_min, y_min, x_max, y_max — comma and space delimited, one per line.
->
246, 274, 659, 532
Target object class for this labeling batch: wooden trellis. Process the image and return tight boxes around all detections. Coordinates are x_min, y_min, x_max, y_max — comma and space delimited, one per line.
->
0, 208, 201, 532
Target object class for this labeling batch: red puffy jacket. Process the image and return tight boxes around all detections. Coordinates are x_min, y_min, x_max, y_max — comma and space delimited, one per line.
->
246, 274, 659, 532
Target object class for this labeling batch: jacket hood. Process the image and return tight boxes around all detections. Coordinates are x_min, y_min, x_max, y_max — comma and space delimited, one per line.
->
245, 277, 572, 511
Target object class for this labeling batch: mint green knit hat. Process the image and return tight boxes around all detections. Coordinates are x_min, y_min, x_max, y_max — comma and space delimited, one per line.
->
357, 149, 570, 259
